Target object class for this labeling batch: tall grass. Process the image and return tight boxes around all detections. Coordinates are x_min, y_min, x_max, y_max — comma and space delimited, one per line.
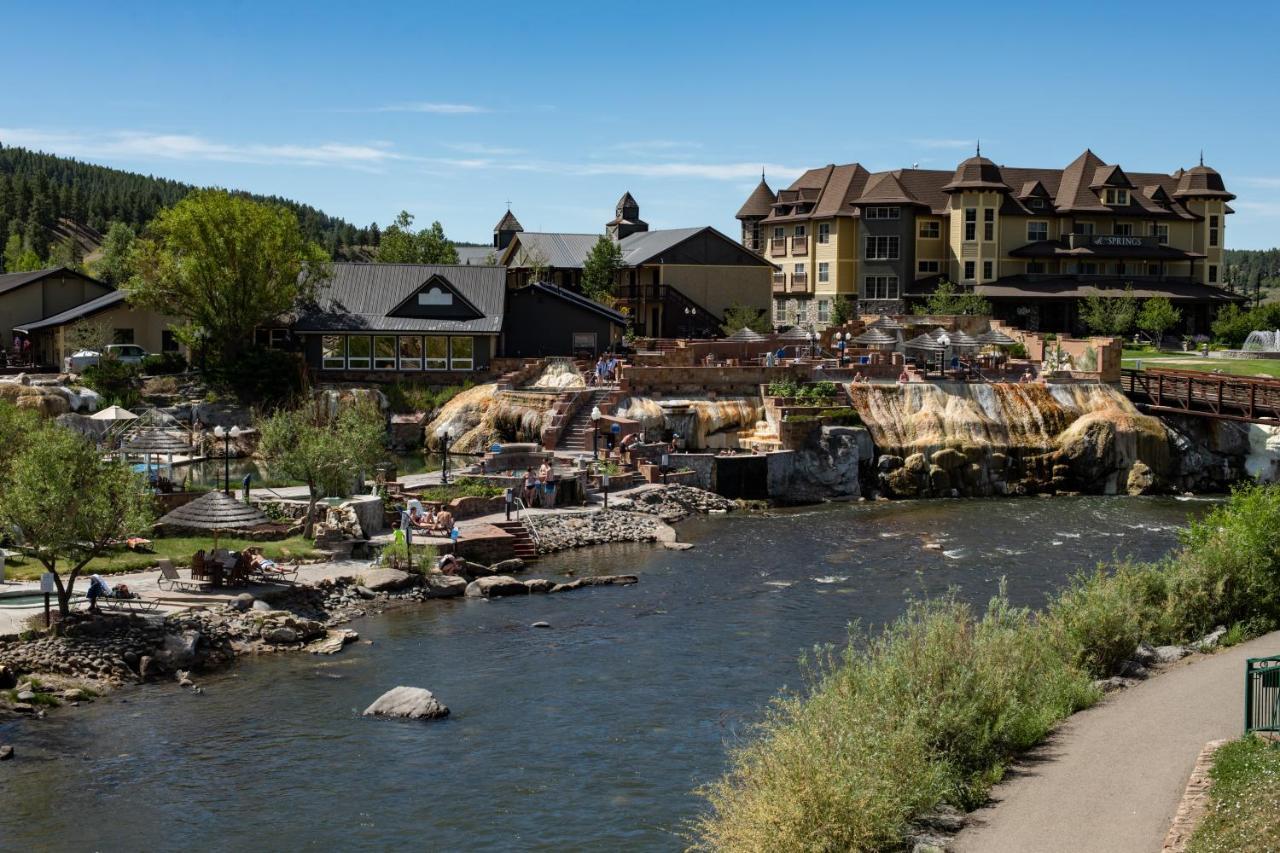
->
692, 485, 1280, 851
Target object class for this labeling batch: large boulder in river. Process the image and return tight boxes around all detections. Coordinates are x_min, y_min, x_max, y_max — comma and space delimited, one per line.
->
465, 576, 528, 598
423, 572, 467, 598
363, 686, 449, 720
358, 567, 414, 592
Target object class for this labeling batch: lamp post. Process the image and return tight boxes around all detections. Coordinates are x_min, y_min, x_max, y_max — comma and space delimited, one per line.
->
212, 425, 241, 495
436, 426, 452, 484
834, 331, 846, 366
684, 306, 697, 339
590, 405, 602, 459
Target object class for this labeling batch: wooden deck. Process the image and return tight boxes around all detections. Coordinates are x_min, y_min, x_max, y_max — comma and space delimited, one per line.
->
1120, 368, 1280, 423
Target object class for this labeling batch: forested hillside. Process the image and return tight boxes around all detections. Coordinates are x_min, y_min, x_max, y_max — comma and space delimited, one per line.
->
0, 143, 380, 268
1224, 248, 1280, 294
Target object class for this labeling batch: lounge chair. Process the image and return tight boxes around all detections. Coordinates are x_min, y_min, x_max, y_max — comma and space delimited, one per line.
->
245, 549, 298, 584
98, 593, 160, 613
156, 558, 212, 593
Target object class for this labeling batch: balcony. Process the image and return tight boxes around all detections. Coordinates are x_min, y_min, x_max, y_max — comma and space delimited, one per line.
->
791, 236, 808, 255
772, 272, 788, 294
770, 238, 788, 257
791, 271, 809, 292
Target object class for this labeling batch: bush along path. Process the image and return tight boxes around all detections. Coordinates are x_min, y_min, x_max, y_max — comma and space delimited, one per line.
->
690, 484, 1280, 853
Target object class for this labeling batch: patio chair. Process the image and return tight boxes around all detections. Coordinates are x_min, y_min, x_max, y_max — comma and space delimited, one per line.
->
245, 548, 298, 584
100, 592, 161, 613
190, 551, 212, 584
156, 558, 211, 593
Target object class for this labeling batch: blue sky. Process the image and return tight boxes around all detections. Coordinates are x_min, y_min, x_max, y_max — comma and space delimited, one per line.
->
3, 1, 1277, 247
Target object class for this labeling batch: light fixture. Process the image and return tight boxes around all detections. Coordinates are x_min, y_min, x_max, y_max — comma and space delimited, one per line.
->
590, 406, 602, 422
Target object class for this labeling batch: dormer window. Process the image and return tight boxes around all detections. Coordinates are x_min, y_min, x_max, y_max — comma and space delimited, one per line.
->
1104, 188, 1129, 205
1029, 198, 1045, 209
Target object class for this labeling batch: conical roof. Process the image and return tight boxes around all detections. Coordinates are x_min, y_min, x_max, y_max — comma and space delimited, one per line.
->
851, 327, 898, 346
122, 429, 191, 454
942, 154, 1009, 193
90, 405, 137, 421
869, 315, 906, 331
977, 328, 1019, 346
778, 326, 814, 341
736, 178, 776, 219
904, 332, 945, 350
1173, 163, 1235, 200
940, 329, 981, 349
157, 490, 270, 530
493, 209, 523, 232
726, 326, 768, 341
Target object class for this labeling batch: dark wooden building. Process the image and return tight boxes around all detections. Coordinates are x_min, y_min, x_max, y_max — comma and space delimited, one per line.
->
501, 282, 627, 358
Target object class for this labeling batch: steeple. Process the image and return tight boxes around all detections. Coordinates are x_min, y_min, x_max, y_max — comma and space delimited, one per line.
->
606, 191, 648, 240
493, 207, 523, 250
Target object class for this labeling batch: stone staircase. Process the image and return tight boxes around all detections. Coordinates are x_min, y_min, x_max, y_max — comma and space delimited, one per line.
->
557, 388, 617, 452
492, 519, 540, 560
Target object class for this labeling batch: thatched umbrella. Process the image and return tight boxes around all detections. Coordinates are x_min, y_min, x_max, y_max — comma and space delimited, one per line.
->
122, 429, 190, 455
943, 330, 982, 351
869, 315, 905, 331
851, 327, 898, 348
977, 328, 1019, 347
726, 327, 768, 342
904, 332, 945, 351
156, 490, 271, 549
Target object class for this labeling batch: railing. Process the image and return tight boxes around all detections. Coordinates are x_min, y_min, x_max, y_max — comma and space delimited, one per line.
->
1120, 368, 1280, 423
790, 271, 809, 291
770, 238, 787, 257
772, 272, 788, 293
1245, 656, 1280, 733
791, 236, 808, 255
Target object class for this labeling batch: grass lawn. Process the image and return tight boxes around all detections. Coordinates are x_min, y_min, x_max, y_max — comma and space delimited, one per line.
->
1121, 347, 1280, 379
1, 535, 323, 581
1188, 735, 1280, 853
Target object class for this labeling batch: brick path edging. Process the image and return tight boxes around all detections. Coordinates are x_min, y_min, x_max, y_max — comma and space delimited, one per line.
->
1162, 738, 1229, 853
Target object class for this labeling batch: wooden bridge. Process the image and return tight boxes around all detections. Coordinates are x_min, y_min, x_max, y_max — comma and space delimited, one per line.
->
1120, 368, 1280, 423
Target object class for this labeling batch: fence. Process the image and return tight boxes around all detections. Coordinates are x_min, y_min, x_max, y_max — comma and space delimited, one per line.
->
1245, 655, 1280, 733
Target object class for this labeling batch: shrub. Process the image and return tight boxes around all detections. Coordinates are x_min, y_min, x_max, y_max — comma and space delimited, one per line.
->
81, 358, 141, 408
141, 376, 180, 397
384, 380, 474, 415
207, 346, 304, 405
416, 477, 503, 503
141, 351, 188, 375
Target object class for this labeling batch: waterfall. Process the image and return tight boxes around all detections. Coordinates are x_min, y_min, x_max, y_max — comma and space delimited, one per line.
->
613, 396, 762, 448
529, 359, 586, 389
422, 383, 500, 452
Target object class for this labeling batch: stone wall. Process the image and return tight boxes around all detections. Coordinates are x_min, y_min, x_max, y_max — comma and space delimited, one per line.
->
620, 365, 803, 396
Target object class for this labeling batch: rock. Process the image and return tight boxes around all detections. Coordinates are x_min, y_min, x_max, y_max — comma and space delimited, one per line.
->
550, 574, 638, 593
1093, 676, 1138, 693
1154, 645, 1189, 664
252, 600, 274, 612
531, 621, 551, 629
0, 665, 15, 690
916, 805, 965, 833
1132, 641, 1157, 666
139, 655, 157, 679
663, 542, 695, 551
877, 454, 903, 472
358, 568, 413, 592
523, 579, 555, 594
489, 558, 525, 575
1199, 626, 1228, 649
923, 542, 943, 551
0, 745, 12, 761
1116, 659, 1150, 679
310, 629, 358, 655
61, 688, 90, 702
263, 626, 299, 644
423, 573, 467, 598
354, 585, 377, 600
457, 561, 495, 581
15, 690, 35, 702
362, 686, 449, 720
176, 671, 195, 688
1126, 460, 1157, 495
465, 576, 528, 599
231, 593, 255, 612
157, 630, 201, 669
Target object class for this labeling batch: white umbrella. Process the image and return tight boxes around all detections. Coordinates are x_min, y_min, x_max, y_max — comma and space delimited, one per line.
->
90, 405, 138, 421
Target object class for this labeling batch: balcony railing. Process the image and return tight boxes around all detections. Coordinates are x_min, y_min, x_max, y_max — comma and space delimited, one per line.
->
791, 236, 808, 255
791, 272, 809, 292
772, 272, 788, 293
770, 238, 788, 257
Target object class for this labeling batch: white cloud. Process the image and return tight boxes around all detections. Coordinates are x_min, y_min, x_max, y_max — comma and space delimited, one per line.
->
606, 139, 705, 155
428, 156, 802, 182
445, 142, 525, 156
372, 102, 487, 114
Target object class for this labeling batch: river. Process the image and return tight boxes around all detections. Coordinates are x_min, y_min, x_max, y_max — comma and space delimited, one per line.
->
0, 496, 1211, 851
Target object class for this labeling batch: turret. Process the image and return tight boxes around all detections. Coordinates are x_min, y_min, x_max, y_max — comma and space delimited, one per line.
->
606, 192, 648, 240
493, 208, 523, 250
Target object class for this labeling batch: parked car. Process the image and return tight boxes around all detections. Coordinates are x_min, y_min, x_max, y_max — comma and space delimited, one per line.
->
65, 344, 150, 372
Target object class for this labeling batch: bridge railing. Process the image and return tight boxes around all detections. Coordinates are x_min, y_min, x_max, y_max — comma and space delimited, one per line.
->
1245, 656, 1280, 734
1120, 368, 1280, 422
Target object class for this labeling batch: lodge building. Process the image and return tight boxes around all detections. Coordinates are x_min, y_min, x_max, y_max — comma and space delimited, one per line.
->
737, 149, 1241, 333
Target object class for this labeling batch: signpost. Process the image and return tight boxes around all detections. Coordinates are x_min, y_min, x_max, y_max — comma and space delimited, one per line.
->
40, 572, 55, 627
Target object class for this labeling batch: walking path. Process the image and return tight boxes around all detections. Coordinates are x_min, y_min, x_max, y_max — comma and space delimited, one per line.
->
953, 630, 1280, 853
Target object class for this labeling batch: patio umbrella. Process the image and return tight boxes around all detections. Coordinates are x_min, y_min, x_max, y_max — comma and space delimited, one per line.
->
156, 489, 271, 550
977, 328, 1020, 347
725, 327, 767, 342
851, 327, 898, 348
777, 327, 812, 341
904, 332, 945, 351
868, 315, 905, 331
944, 330, 982, 350
122, 429, 190, 455
90, 405, 137, 421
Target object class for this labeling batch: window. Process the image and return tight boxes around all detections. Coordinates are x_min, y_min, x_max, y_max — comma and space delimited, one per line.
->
417, 286, 452, 306
1209, 215, 1220, 247
773, 298, 787, 322
794, 224, 807, 238
963, 261, 976, 281
322, 335, 346, 370
1115, 262, 1127, 276
1104, 188, 1129, 205
1073, 221, 1096, 236
1029, 197, 1045, 209
773, 226, 784, 239
918, 260, 940, 274
818, 261, 830, 283
863, 275, 900, 300
795, 262, 806, 275
818, 299, 830, 323
1113, 223, 1134, 236
982, 260, 993, 280
1027, 262, 1046, 274
864, 235, 900, 260
1209, 265, 1219, 283
1156, 224, 1169, 245
161, 330, 179, 353
374, 335, 397, 370
398, 336, 423, 370
864, 206, 900, 220
425, 336, 448, 370
450, 336, 474, 371
347, 336, 372, 370
113, 328, 135, 344
964, 208, 977, 241
983, 208, 995, 241
1078, 262, 1098, 275
1027, 221, 1048, 242
918, 220, 940, 239
818, 222, 830, 244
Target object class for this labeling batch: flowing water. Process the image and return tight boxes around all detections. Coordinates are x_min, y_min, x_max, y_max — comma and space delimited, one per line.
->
0, 497, 1210, 851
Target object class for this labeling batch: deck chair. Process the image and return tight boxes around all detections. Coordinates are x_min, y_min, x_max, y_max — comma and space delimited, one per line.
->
156, 558, 211, 593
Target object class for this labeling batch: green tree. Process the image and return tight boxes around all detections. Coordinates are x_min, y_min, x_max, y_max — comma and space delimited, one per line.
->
418, 220, 460, 264
258, 402, 386, 538
124, 190, 331, 365
0, 400, 40, 475
830, 295, 856, 327
374, 212, 460, 264
92, 221, 137, 285
0, 423, 153, 616
581, 235, 623, 304
48, 234, 83, 271
913, 279, 992, 316
3, 232, 43, 272
1079, 285, 1137, 336
1211, 303, 1280, 348
720, 303, 772, 335
1136, 297, 1182, 343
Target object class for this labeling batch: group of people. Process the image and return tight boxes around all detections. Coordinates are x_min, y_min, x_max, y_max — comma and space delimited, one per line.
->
589, 354, 621, 386
406, 503, 456, 538
522, 462, 556, 507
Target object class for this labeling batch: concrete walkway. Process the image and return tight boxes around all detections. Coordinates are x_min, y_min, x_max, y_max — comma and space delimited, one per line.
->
953, 631, 1280, 853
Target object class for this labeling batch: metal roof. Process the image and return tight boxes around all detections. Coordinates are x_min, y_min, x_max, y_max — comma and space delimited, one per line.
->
0, 266, 107, 298
293, 263, 506, 335
15, 290, 126, 332
505, 227, 768, 270
517, 282, 628, 325
454, 246, 496, 265
508, 232, 601, 269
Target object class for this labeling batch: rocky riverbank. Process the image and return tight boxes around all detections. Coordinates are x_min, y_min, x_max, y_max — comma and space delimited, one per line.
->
524, 485, 737, 553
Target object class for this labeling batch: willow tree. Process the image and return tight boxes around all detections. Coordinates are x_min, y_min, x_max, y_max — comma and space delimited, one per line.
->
124, 189, 331, 364
0, 423, 153, 616
258, 402, 387, 538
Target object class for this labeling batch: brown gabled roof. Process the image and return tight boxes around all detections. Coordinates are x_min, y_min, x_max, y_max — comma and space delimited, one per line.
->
494, 209, 522, 232
1090, 163, 1134, 189
854, 170, 928, 207
1054, 149, 1107, 210
763, 163, 871, 223
736, 178, 776, 219
942, 155, 1010, 193
1173, 164, 1236, 200
814, 163, 871, 217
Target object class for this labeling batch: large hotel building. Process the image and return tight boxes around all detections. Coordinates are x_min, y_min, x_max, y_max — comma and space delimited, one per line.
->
736, 149, 1239, 333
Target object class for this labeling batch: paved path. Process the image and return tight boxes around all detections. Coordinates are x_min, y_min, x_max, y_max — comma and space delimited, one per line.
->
953, 631, 1280, 853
